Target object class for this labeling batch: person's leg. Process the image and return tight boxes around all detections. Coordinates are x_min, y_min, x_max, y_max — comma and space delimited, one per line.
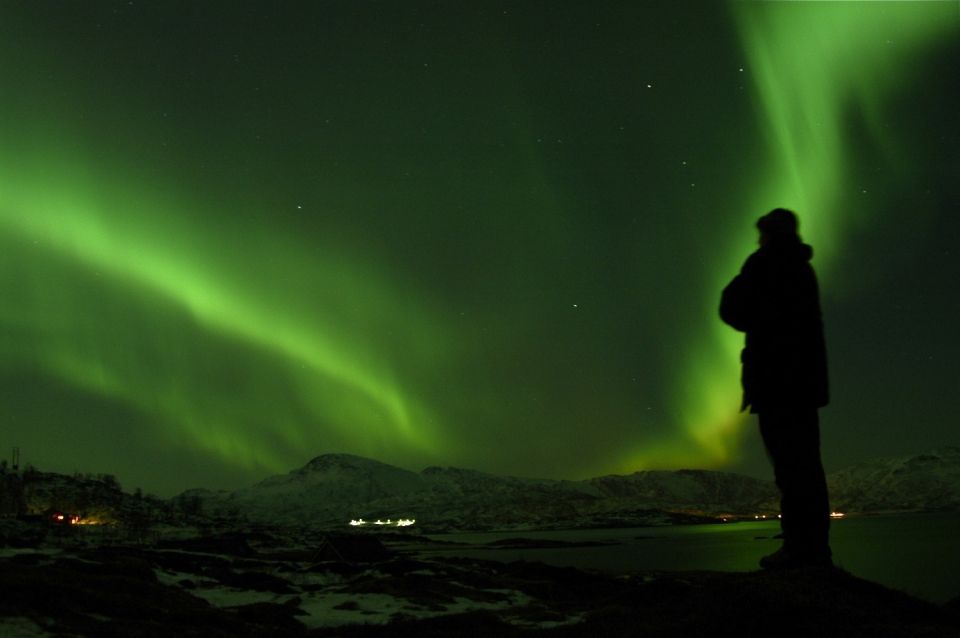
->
758, 410, 794, 545
788, 408, 830, 557
759, 408, 831, 564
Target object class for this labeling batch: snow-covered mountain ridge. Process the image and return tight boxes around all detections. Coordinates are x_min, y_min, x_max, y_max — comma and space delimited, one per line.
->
186, 447, 960, 531
828, 446, 960, 512
6, 447, 959, 533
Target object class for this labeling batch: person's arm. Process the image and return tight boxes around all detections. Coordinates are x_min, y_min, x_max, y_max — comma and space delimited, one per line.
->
720, 255, 759, 332
720, 275, 750, 332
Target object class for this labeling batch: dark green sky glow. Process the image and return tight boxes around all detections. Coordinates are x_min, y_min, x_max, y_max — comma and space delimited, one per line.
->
2, 2, 958, 495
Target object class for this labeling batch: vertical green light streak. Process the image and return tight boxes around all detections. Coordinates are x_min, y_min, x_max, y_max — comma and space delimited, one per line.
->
640, 1, 958, 471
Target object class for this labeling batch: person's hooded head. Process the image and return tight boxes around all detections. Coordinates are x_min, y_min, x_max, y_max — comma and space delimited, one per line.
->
757, 208, 799, 246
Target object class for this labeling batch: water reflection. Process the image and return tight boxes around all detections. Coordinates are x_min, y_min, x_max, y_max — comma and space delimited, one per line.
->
424, 513, 960, 603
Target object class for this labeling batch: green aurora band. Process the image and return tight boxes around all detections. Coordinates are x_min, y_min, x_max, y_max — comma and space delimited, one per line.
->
0, 160, 452, 470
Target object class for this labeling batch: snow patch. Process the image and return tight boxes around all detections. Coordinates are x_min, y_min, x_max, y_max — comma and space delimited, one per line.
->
0, 617, 55, 638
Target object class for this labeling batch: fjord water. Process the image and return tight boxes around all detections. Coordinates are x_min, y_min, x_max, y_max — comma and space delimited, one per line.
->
426, 512, 960, 603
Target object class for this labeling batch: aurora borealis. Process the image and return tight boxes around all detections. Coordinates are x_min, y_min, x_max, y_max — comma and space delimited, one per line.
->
1, 2, 958, 496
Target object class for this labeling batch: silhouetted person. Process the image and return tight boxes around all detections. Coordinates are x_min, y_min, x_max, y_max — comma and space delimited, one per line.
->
720, 208, 832, 569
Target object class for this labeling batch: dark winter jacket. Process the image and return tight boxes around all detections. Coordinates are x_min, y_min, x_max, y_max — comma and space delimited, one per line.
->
720, 236, 829, 413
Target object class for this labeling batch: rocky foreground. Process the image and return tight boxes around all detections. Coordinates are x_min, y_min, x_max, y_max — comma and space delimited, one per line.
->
1, 529, 958, 638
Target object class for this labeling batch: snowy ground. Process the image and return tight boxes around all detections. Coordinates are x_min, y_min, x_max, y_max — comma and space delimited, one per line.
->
1, 525, 959, 637
0, 617, 54, 638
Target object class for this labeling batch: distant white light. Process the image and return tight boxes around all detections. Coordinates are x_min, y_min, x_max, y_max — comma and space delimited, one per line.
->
350, 517, 415, 527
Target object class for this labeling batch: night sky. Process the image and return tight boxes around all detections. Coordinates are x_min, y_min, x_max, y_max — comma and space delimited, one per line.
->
1, 1, 958, 497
